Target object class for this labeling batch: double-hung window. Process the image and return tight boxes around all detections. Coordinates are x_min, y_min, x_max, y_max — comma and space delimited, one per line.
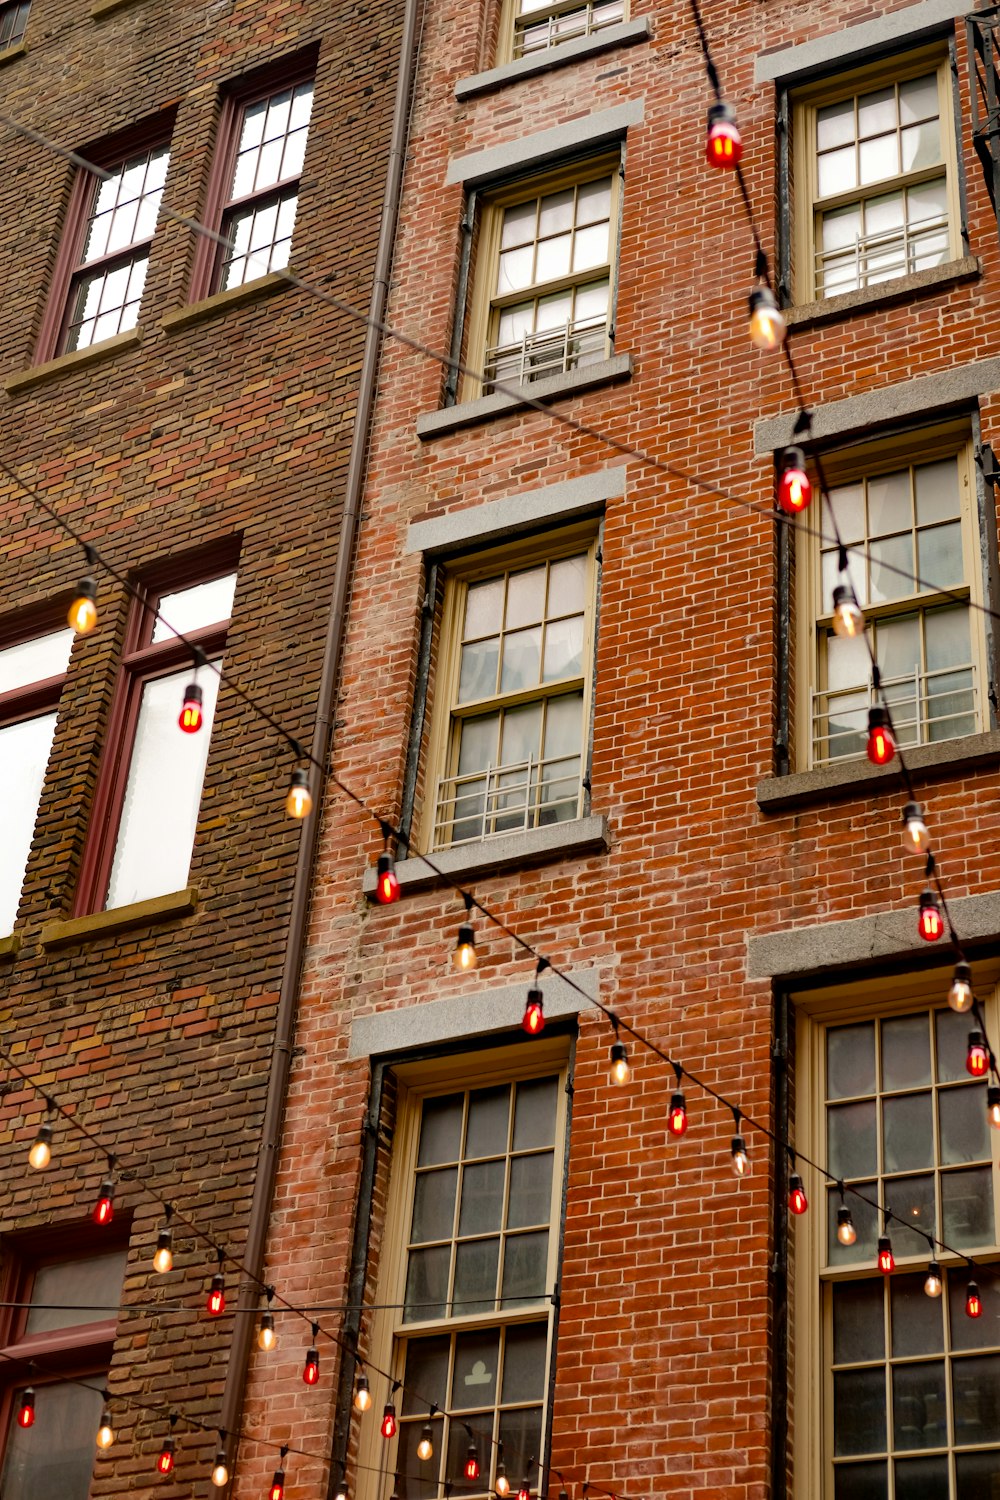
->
800, 429, 987, 768
424, 529, 598, 850
79, 568, 236, 913
499, 0, 626, 62
793, 50, 960, 302
0, 623, 73, 935
360, 1044, 569, 1500
0, 0, 30, 49
796, 994, 1000, 1500
464, 159, 619, 397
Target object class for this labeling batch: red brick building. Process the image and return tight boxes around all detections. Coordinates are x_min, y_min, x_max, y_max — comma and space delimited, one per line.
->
241, 2, 1000, 1500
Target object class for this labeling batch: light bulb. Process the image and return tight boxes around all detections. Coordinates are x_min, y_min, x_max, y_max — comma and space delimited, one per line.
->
270, 1468, 286, 1500
668, 1091, 688, 1136
286, 769, 313, 819
417, 1424, 434, 1461
731, 1134, 748, 1176
465, 1446, 480, 1481
902, 801, 930, 855
207, 1272, 226, 1316
17, 1389, 35, 1429
28, 1122, 52, 1170
522, 986, 545, 1036
609, 1040, 630, 1086
878, 1235, 895, 1274
966, 1280, 982, 1318
496, 1465, 510, 1497
178, 682, 204, 734
334, 1485, 349, 1500
375, 852, 400, 904
788, 1173, 808, 1215
924, 1261, 943, 1297
97, 1409, 114, 1449
453, 922, 477, 971
777, 447, 811, 514
836, 1206, 857, 1246
705, 100, 742, 167
68, 576, 98, 635
517, 1480, 531, 1500
153, 1227, 173, 1274
211, 1449, 230, 1487
258, 1311, 277, 1351
988, 1085, 1000, 1128
354, 1374, 371, 1411
303, 1345, 320, 1385
380, 1403, 397, 1439
93, 1178, 114, 1226
748, 287, 786, 351
918, 889, 944, 942
157, 1438, 175, 1475
831, 584, 865, 638
966, 1030, 988, 1078
866, 707, 895, 766
949, 962, 974, 1013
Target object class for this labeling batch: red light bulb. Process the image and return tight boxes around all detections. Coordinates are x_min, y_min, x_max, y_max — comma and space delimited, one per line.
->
380, 1403, 397, 1439
465, 1446, 480, 1482
668, 1091, 688, 1136
777, 447, 812, 514
303, 1346, 320, 1385
17, 1389, 35, 1429
966, 1280, 982, 1318
878, 1234, 895, 1274
92, 1177, 114, 1225
522, 986, 545, 1035
207, 1272, 226, 1316
918, 889, 944, 942
375, 852, 400, 904
788, 1173, 808, 1215
866, 707, 895, 765
705, 101, 742, 168
157, 1438, 175, 1475
966, 1030, 989, 1078
178, 682, 204, 734
270, 1471, 286, 1500
517, 1481, 531, 1500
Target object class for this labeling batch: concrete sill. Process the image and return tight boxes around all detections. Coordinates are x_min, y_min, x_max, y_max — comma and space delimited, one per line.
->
0, 933, 21, 961
41, 887, 198, 949
91, 0, 144, 15
0, 42, 27, 67
160, 272, 292, 333
758, 730, 1000, 813
785, 257, 980, 331
5, 327, 141, 397
416, 355, 632, 440
455, 18, 651, 99
362, 816, 610, 895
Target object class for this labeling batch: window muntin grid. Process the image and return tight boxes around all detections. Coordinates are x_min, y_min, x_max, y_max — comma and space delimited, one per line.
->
218, 82, 313, 291
511, 0, 624, 58
0, 0, 29, 49
820, 1008, 1000, 1497
64, 143, 169, 353
813, 453, 979, 764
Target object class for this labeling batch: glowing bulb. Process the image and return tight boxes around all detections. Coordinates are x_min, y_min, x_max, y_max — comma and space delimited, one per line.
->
380, 1403, 397, 1439
207, 1272, 226, 1316
417, 1424, 434, 1461
522, 986, 545, 1035
153, 1228, 173, 1274
901, 801, 930, 855
668, 1091, 688, 1136
211, 1449, 230, 1487
918, 889, 944, 942
966, 1029, 988, 1078
465, 1446, 480, 1481
609, 1040, 630, 1086
831, 584, 865, 638
777, 447, 811, 514
258, 1311, 277, 1351
286, 769, 313, 819
878, 1235, 895, 1274
496, 1464, 510, 1497
705, 101, 742, 167
748, 287, 786, 351
68, 577, 98, 635
97, 1409, 114, 1449
375, 852, 400, 904
966, 1280, 982, 1318
949, 961, 974, 1013
17, 1389, 35, 1429
731, 1134, 748, 1176
517, 1480, 531, 1500
988, 1085, 1000, 1128
453, 922, 477, 971
93, 1177, 114, 1226
28, 1122, 52, 1170
303, 1345, 320, 1385
178, 682, 204, 734
924, 1261, 943, 1297
788, 1173, 808, 1215
866, 707, 895, 766
836, 1206, 857, 1246
270, 1469, 286, 1500
354, 1374, 371, 1411
157, 1437, 175, 1474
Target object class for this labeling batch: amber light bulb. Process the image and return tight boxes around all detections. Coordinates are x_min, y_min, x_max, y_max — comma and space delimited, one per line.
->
836, 1206, 857, 1247
731, 1134, 749, 1176
788, 1173, 808, 1215
453, 922, 477, 971
924, 1261, 943, 1298
303, 1345, 320, 1385
966, 1030, 989, 1078
207, 1272, 226, 1316
609, 1040, 630, 1086
211, 1449, 230, 1487
831, 584, 865, 638
68, 576, 98, 635
157, 1438, 176, 1475
417, 1424, 434, 1461
96, 1408, 114, 1449
153, 1227, 173, 1274
966, 1280, 983, 1319
748, 287, 786, 351
286, 769, 313, 819
28, 1122, 53, 1171
375, 852, 400, 904
258, 1311, 277, 1352
353, 1374, 371, 1411
178, 682, 204, 734
988, 1085, 1000, 1129
495, 1464, 510, 1497
668, 1091, 688, 1136
949, 962, 974, 1014
270, 1468, 286, 1500
380, 1403, 397, 1439
522, 986, 545, 1036
902, 801, 930, 855
93, 1177, 115, 1226
918, 889, 944, 943
705, 101, 742, 167
777, 447, 812, 514
866, 707, 895, 766
878, 1235, 895, 1274
17, 1389, 35, 1429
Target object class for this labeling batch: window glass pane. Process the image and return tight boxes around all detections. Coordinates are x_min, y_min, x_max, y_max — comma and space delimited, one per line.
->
404, 1245, 450, 1322
498, 1407, 542, 1471
892, 1360, 947, 1449
501, 1230, 547, 1305
500, 701, 543, 768
575, 176, 611, 223
105, 662, 221, 909
817, 99, 855, 151
859, 86, 896, 137
900, 73, 939, 124
882, 1092, 933, 1173
828, 1023, 876, 1099
0, 713, 56, 935
936, 1008, 972, 1083
955, 1448, 1000, 1496
418, 1095, 464, 1166
925, 606, 971, 672
459, 638, 500, 703
914, 459, 960, 524
548, 555, 587, 616
506, 567, 546, 630
828, 1182, 879, 1265
828, 1100, 877, 1179
917, 523, 964, 592
0, 629, 73, 694
458, 1160, 505, 1237
894, 1456, 948, 1499
901, 119, 941, 172
834, 1462, 887, 1500
542, 616, 584, 682
499, 627, 542, 693
535, 232, 572, 283
466, 1087, 510, 1158
818, 146, 857, 198
939, 1085, 990, 1165
151, 574, 236, 642
859, 132, 898, 185
881, 1013, 931, 1090
465, 578, 505, 638
508, 1153, 553, 1229
501, 1323, 548, 1403
512, 1077, 558, 1150
875, 615, 921, 680
452, 1329, 500, 1408
833, 1279, 885, 1364
869, 534, 915, 603
834, 1367, 887, 1455
457, 714, 500, 778
890, 1273, 943, 1358
572, 222, 609, 273
952, 1355, 1000, 1444
883, 1174, 935, 1253
941, 1165, 994, 1249
401, 1336, 450, 1414
1, 1380, 104, 1500
825, 632, 869, 691
500, 200, 537, 250
453, 1238, 499, 1314
26, 1249, 128, 1334
411, 1168, 458, 1244
949, 1267, 1000, 1351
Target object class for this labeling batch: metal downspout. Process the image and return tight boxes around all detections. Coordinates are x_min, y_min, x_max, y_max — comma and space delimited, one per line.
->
219, 0, 423, 1459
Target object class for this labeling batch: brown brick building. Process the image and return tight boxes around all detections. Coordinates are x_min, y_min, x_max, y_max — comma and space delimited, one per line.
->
239, 2, 1000, 1500
0, 0, 406, 1489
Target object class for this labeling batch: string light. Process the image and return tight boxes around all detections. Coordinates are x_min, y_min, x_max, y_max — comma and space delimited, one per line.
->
375, 831, 401, 905
902, 802, 930, 855
286, 768, 313, 819
496, 1446, 510, 1496
454, 894, 477, 971
609, 1019, 630, 1086
705, 100, 742, 166
865, 707, 895, 766
966, 1030, 988, 1078
207, 1254, 226, 1316
68, 567, 98, 635
354, 1372, 371, 1411
522, 964, 546, 1036
303, 1327, 320, 1385
836, 1204, 857, 1246
918, 889, 944, 942
157, 1418, 178, 1475
517, 1478, 531, 1500
878, 1234, 895, 1274
949, 962, 974, 1013
668, 1075, 688, 1136
17, 1388, 35, 1428
924, 1260, 943, 1298
417, 1420, 435, 1460
28, 1116, 53, 1171
258, 1290, 277, 1352
178, 681, 204, 734
966, 1279, 982, 1319
211, 1444, 230, 1487
334, 1479, 349, 1500
380, 1403, 398, 1439
730, 1108, 748, 1176
987, 1085, 1000, 1128
270, 1466, 286, 1500
96, 1400, 114, 1449
776, 447, 811, 514
92, 1174, 115, 1226
831, 583, 864, 638
152, 1207, 174, 1273
747, 287, 785, 351
788, 1173, 808, 1216
465, 1444, 480, 1481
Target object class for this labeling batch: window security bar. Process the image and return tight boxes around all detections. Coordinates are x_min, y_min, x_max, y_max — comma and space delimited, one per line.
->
513, 0, 623, 56
816, 212, 949, 293
483, 316, 607, 387
433, 753, 583, 848
812, 662, 977, 765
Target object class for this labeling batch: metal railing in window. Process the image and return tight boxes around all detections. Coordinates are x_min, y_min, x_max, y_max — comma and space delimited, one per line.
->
812, 662, 977, 766
483, 316, 607, 387
816, 212, 949, 296
432, 754, 583, 848
513, 0, 624, 56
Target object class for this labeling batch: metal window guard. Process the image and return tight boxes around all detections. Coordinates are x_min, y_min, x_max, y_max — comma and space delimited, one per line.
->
514, 0, 623, 55
433, 753, 583, 849
812, 663, 977, 766
483, 317, 607, 387
816, 212, 949, 293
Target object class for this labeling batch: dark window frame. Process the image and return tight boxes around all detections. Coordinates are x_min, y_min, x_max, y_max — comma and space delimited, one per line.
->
0, 0, 30, 50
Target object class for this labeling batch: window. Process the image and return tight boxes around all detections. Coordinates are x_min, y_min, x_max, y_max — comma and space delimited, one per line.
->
792, 49, 960, 302
359, 1044, 569, 1500
423, 529, 598, 850
795, 993, 1000, 1500
0, 1239, 127, 1500
498, 0, 626, 62
463, 159, 619, 399
0, 623, 73, 935
195, 73, 314, 298
798, 428, 988, 768
77, 567, 236, 913
38, 127, 171, 359
0, 0, 30, 49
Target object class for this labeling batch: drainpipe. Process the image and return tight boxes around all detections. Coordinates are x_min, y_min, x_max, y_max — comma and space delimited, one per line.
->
219, 0, 423, 1461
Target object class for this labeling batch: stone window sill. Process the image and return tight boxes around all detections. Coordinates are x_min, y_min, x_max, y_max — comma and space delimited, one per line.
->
0, 933, 21, 961
416, 355, 632, 441
455, 18, 652, 100
91, 0, 144, 15
160, 272, 292, 333
785, 257, 980, 331
0, 42, 27, 67
40, 887, 198, 950
758, 730, 1000, 813
5, 327, 141, 397
361, 816, 610, 895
